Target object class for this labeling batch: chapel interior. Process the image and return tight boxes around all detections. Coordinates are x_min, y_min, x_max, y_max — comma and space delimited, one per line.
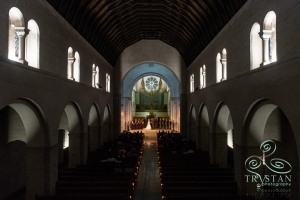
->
1, 0, 300, 200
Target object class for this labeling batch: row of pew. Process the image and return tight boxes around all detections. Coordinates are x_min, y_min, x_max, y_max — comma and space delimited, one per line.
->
36, 132, 144, 200
157, 133, 252, 200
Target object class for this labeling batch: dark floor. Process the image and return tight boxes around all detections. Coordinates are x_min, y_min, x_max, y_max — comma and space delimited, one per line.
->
133, 130, 162, 200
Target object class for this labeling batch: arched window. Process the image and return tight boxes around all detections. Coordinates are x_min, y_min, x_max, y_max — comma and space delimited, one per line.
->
92, 64, 100, 88
74, 52, 80, 82
262, 11, 276, 65
250, 23, 262, 70
67, 47, 75, 80
8, 7, 26, 63
216, 53, 222, 83
26, 20, 40, 68
106, 73, 110, 92
190, 74, 194, 92
221, 48, 227, 81
200, 65, 206, 89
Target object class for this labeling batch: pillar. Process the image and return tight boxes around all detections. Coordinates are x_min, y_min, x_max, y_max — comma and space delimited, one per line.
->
215, 132, 228, 167
68, 57, 75, 80
89, 126, 99, 152
26, 147, 45, 199
221, 58, 227, 81
68, 132, 80, 168
261, 30, 272, 65
15, 27, 29, 65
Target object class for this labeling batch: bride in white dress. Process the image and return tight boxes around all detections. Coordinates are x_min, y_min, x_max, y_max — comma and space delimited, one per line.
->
145, 119, 151, 130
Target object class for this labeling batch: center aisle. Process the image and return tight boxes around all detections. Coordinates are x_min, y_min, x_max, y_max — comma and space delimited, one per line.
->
134, 130, 162, 200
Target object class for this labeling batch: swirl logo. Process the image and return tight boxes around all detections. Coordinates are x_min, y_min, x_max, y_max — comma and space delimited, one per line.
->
245, 140, 292, 187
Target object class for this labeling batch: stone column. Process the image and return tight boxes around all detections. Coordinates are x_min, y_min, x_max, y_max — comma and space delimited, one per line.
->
26, 147, 45, 199
180, 94, 187, 136
92, 70, 97, 87
215, 132, 228, 167
261, 30, 272, 65
68, 132, 80, 168
44, 145, 58, 196
89, 126, 99, 152
57, 130, 65, 165
68, 57, 75, 80
221, 58, 227, 81
15, 27, 29, 64
202, 70, 206, 88
199, 126, 209, 151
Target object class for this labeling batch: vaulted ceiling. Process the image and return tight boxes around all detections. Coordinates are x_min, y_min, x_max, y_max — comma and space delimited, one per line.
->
45, 0, 247, 67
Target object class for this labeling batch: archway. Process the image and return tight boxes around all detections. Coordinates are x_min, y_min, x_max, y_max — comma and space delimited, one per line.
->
122, 63, 180, 133
243, 100, 298, 199
88, 104, 101, 152
58, 102, 83, 168
213, 103, 234, 167
198, 104, 209, 151
0, 99, 47, 200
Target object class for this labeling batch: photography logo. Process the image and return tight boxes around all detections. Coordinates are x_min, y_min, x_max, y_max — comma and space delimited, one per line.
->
245, 140, 292, 198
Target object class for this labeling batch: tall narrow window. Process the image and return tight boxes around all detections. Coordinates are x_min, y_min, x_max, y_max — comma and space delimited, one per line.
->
190, 74, 194, 93
200, 65, 206, 89
250, 23, 262, 70
74, 52, 80, 82
92, 65, 100, 88
26, 20, 40, 68
8, 7, 26, 63
216, 53, 222, 83
106, 73, 110, 92
262, 11, 276, 65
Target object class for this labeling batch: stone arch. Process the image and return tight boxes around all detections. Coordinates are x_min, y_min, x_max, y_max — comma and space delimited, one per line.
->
0, 98, 48, 200
188, 104, 197, 141
242, 99, 298, 198
213, 102, 234, 167
26, 19, 40, 68
197, 104, 209, 151
103, 104, 112, 142
58, 102, 83, 168
8, 7, 25, 62
88, 104, 101, 152
121, 63, 181, 132
250, 22, 262, 70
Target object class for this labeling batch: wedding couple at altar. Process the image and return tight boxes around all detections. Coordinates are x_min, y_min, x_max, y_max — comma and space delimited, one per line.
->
145, 118, 153, 130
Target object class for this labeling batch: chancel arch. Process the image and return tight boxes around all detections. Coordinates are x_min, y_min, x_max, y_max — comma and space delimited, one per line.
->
0, 99, 47, 200
242, 100, 298, 198
121, 63, 180, 132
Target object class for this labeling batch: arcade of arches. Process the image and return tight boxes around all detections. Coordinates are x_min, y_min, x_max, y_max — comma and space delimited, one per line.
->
1, 0, 300, 200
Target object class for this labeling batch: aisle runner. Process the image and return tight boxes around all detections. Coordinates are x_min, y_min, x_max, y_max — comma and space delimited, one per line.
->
134, 130, 162, 200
